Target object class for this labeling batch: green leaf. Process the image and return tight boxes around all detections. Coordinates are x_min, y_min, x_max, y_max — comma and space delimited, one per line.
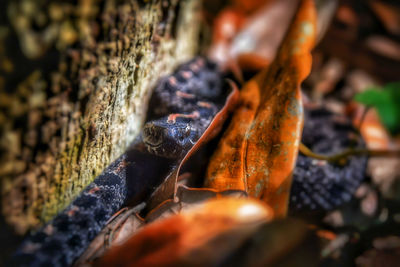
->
354, 82, 400, 134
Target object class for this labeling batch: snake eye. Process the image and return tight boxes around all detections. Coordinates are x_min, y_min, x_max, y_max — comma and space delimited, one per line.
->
143, 123, 164, 147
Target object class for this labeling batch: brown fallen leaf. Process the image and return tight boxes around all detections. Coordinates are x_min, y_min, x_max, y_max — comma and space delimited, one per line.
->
211, 0, 335, 74
365, 36, 400, 61
348, 103, 400, 199
145, 185, 247, 223
209, 7, 246, 67
74, 205, 145, 265
209, 0, 298, 78
229, 0, 299, 62
352, 106, 391, 150
336, 4, 359, 28
312, 57, 345, 99
204, 0, 317, 218
95, 197, 273, 267
369, 1, 400, 36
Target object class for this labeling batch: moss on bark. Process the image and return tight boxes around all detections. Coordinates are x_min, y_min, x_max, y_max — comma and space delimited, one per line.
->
0, 0, 201, 233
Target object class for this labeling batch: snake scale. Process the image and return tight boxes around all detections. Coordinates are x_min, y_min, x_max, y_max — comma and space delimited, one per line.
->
9, 57, 366, 266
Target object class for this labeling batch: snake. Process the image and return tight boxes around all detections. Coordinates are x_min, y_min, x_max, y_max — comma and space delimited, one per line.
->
9, 57, 367, 266
9, 57, 224, 267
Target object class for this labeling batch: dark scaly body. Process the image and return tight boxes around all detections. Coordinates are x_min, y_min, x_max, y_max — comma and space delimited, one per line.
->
290, 108, 367, 211
146, 57, 222, 120
10, 158, 128, 266
10, 57, 223, 267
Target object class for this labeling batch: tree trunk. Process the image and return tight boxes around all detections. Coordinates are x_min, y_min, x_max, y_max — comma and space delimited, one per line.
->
0, 0, 201, 234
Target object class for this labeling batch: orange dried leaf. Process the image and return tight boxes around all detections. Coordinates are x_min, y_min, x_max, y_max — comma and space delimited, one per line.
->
209, 0, 298, 74
212, 8, 246, 45
229, 0, 299, 62
349, 102, 391, 150
205, 0, 316, 217
96, 197, 273, 267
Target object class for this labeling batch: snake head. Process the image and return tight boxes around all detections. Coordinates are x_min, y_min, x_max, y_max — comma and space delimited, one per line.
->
142, 118, 199, 158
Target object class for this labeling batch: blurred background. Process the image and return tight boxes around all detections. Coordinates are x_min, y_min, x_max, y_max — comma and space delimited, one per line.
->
1, 0, 400, 265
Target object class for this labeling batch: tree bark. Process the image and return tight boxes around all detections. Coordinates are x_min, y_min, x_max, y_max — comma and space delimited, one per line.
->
0, 0, 201, 234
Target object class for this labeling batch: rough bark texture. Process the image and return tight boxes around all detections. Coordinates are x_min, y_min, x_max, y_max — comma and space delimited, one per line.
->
0, 0, 201, 234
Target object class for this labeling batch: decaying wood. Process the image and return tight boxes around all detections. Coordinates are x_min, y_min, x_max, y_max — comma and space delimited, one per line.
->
0, 0, 201, 233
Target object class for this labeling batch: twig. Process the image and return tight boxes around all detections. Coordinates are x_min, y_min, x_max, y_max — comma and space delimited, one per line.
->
299, 142, 400, 165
